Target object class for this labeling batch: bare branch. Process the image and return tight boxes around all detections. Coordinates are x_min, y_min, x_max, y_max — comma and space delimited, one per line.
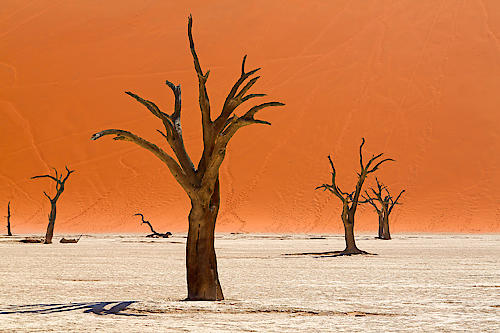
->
242, 101, 285, 121
125, 91, 168, 120
91, 129, 193, 194
214, 55, 262, 132
165, 80, 181, 118
241, 93, 266, 102
188, 14, 205, 79
157, 129, 168, 141
235, 76, 260, 99
62, 167, 75, 184
31, 174, 58, 183
363, 191, 382, 214
367, 158, 394, 174
359, 137, 365, 169
389, 189, 405, 214
188, 14, 211, 128
43, 191, 52, 201
314, 156, 346, 203
364, 153, 384, 171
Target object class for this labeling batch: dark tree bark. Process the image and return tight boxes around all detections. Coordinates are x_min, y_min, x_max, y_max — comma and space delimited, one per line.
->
363, 178, 405, 240
377, 215, 383, 239
6, 201, 12, 236
91, 15, 284, 301
134, 213, 171, 238
316, 138, 393, 255
31, 167, 74, 244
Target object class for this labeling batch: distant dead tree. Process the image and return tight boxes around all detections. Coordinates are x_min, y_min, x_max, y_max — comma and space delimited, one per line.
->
316, 138, 393, 255
6, 201, 12, 236
363, 178, 405, 240
91, 15, 284, 300
31, 167, 74, 244
134, 213, 172, 238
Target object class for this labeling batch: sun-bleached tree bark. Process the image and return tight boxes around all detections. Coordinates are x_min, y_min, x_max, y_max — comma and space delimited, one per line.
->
91, 15, 284, 301
6, 201, 12, 236
31, 167, 74, 244
363, 178, 405, 240
316, 138, 393, 255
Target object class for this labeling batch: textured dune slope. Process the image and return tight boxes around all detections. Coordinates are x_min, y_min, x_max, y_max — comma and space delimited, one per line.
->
1, 1, 499, 233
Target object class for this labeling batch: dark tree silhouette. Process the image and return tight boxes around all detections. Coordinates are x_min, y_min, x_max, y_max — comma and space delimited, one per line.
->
316, 138, 393, 256
31, 167, 74, 244
91, 15, 284, 301
6, 201, 12, 236
363, 178, 405, 240
134, 213, 172, 238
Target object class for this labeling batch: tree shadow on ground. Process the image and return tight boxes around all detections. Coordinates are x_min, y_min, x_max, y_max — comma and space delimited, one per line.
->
284, 250, 377, 258
0, 301, 144, 316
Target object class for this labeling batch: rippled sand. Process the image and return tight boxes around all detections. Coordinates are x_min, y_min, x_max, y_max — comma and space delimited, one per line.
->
0, 233, 498, 332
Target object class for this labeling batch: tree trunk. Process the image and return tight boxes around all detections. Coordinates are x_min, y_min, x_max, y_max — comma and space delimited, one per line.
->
186, 180, 223, 301
342, 214, 362, 254
44, 203, 56, 244
381, 214, 391, 240
7, 202, 12, 236
377, 214, 383, 239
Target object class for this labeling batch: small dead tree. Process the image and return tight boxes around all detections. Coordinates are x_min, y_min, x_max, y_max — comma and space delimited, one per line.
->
134, 213, 171, 238
6, 201, 12, 236
316, 138, 393, 255
363, 178, 405, 240
31, 167, 74, 244
91, 15, 284, 300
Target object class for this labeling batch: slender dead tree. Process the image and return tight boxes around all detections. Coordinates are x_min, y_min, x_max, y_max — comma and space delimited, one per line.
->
6, 201, 12, 236
134, 213, 172, 238
31, 167, 75, 244
316, 138, 393, 255
91, 15, 284, 301
363, 178, 405, 240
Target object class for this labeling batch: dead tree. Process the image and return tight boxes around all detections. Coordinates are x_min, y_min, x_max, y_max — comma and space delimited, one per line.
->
134, 213, 172, 238
91, 15, 284, 301
316, 138, 393, 255
6, 201, 12, 236
31, 167, 74, 244
363, 178, 405, 240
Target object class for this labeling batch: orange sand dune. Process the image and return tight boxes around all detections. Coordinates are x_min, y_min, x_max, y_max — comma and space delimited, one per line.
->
1, 1, 499, 234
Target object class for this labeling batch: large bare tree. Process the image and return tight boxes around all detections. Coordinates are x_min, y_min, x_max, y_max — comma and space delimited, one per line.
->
91, 16, 284, 301
6, 201, 12, 236
363, 178, 404, 240
31, 167, 74, 244
316, 138, 393, 255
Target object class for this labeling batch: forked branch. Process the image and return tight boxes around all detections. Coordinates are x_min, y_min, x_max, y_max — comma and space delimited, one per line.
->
31, 167, 75, 202
91, 129, 193, 194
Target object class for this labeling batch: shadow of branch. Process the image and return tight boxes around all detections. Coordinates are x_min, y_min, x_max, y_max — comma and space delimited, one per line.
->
0, 301, 145, 317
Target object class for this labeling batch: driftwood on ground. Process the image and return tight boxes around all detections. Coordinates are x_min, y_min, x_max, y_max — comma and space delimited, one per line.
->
134, 214, 172, 238
60, 235, 82, 243
19, 238, 44, 243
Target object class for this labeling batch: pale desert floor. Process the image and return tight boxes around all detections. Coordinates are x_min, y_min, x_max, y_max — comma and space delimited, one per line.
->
0, 233, 498, 332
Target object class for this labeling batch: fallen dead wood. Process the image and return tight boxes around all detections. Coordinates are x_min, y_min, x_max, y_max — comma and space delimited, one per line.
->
19, 238, 44, 243
134, 214, 171, 238
60, 235, 82, 243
